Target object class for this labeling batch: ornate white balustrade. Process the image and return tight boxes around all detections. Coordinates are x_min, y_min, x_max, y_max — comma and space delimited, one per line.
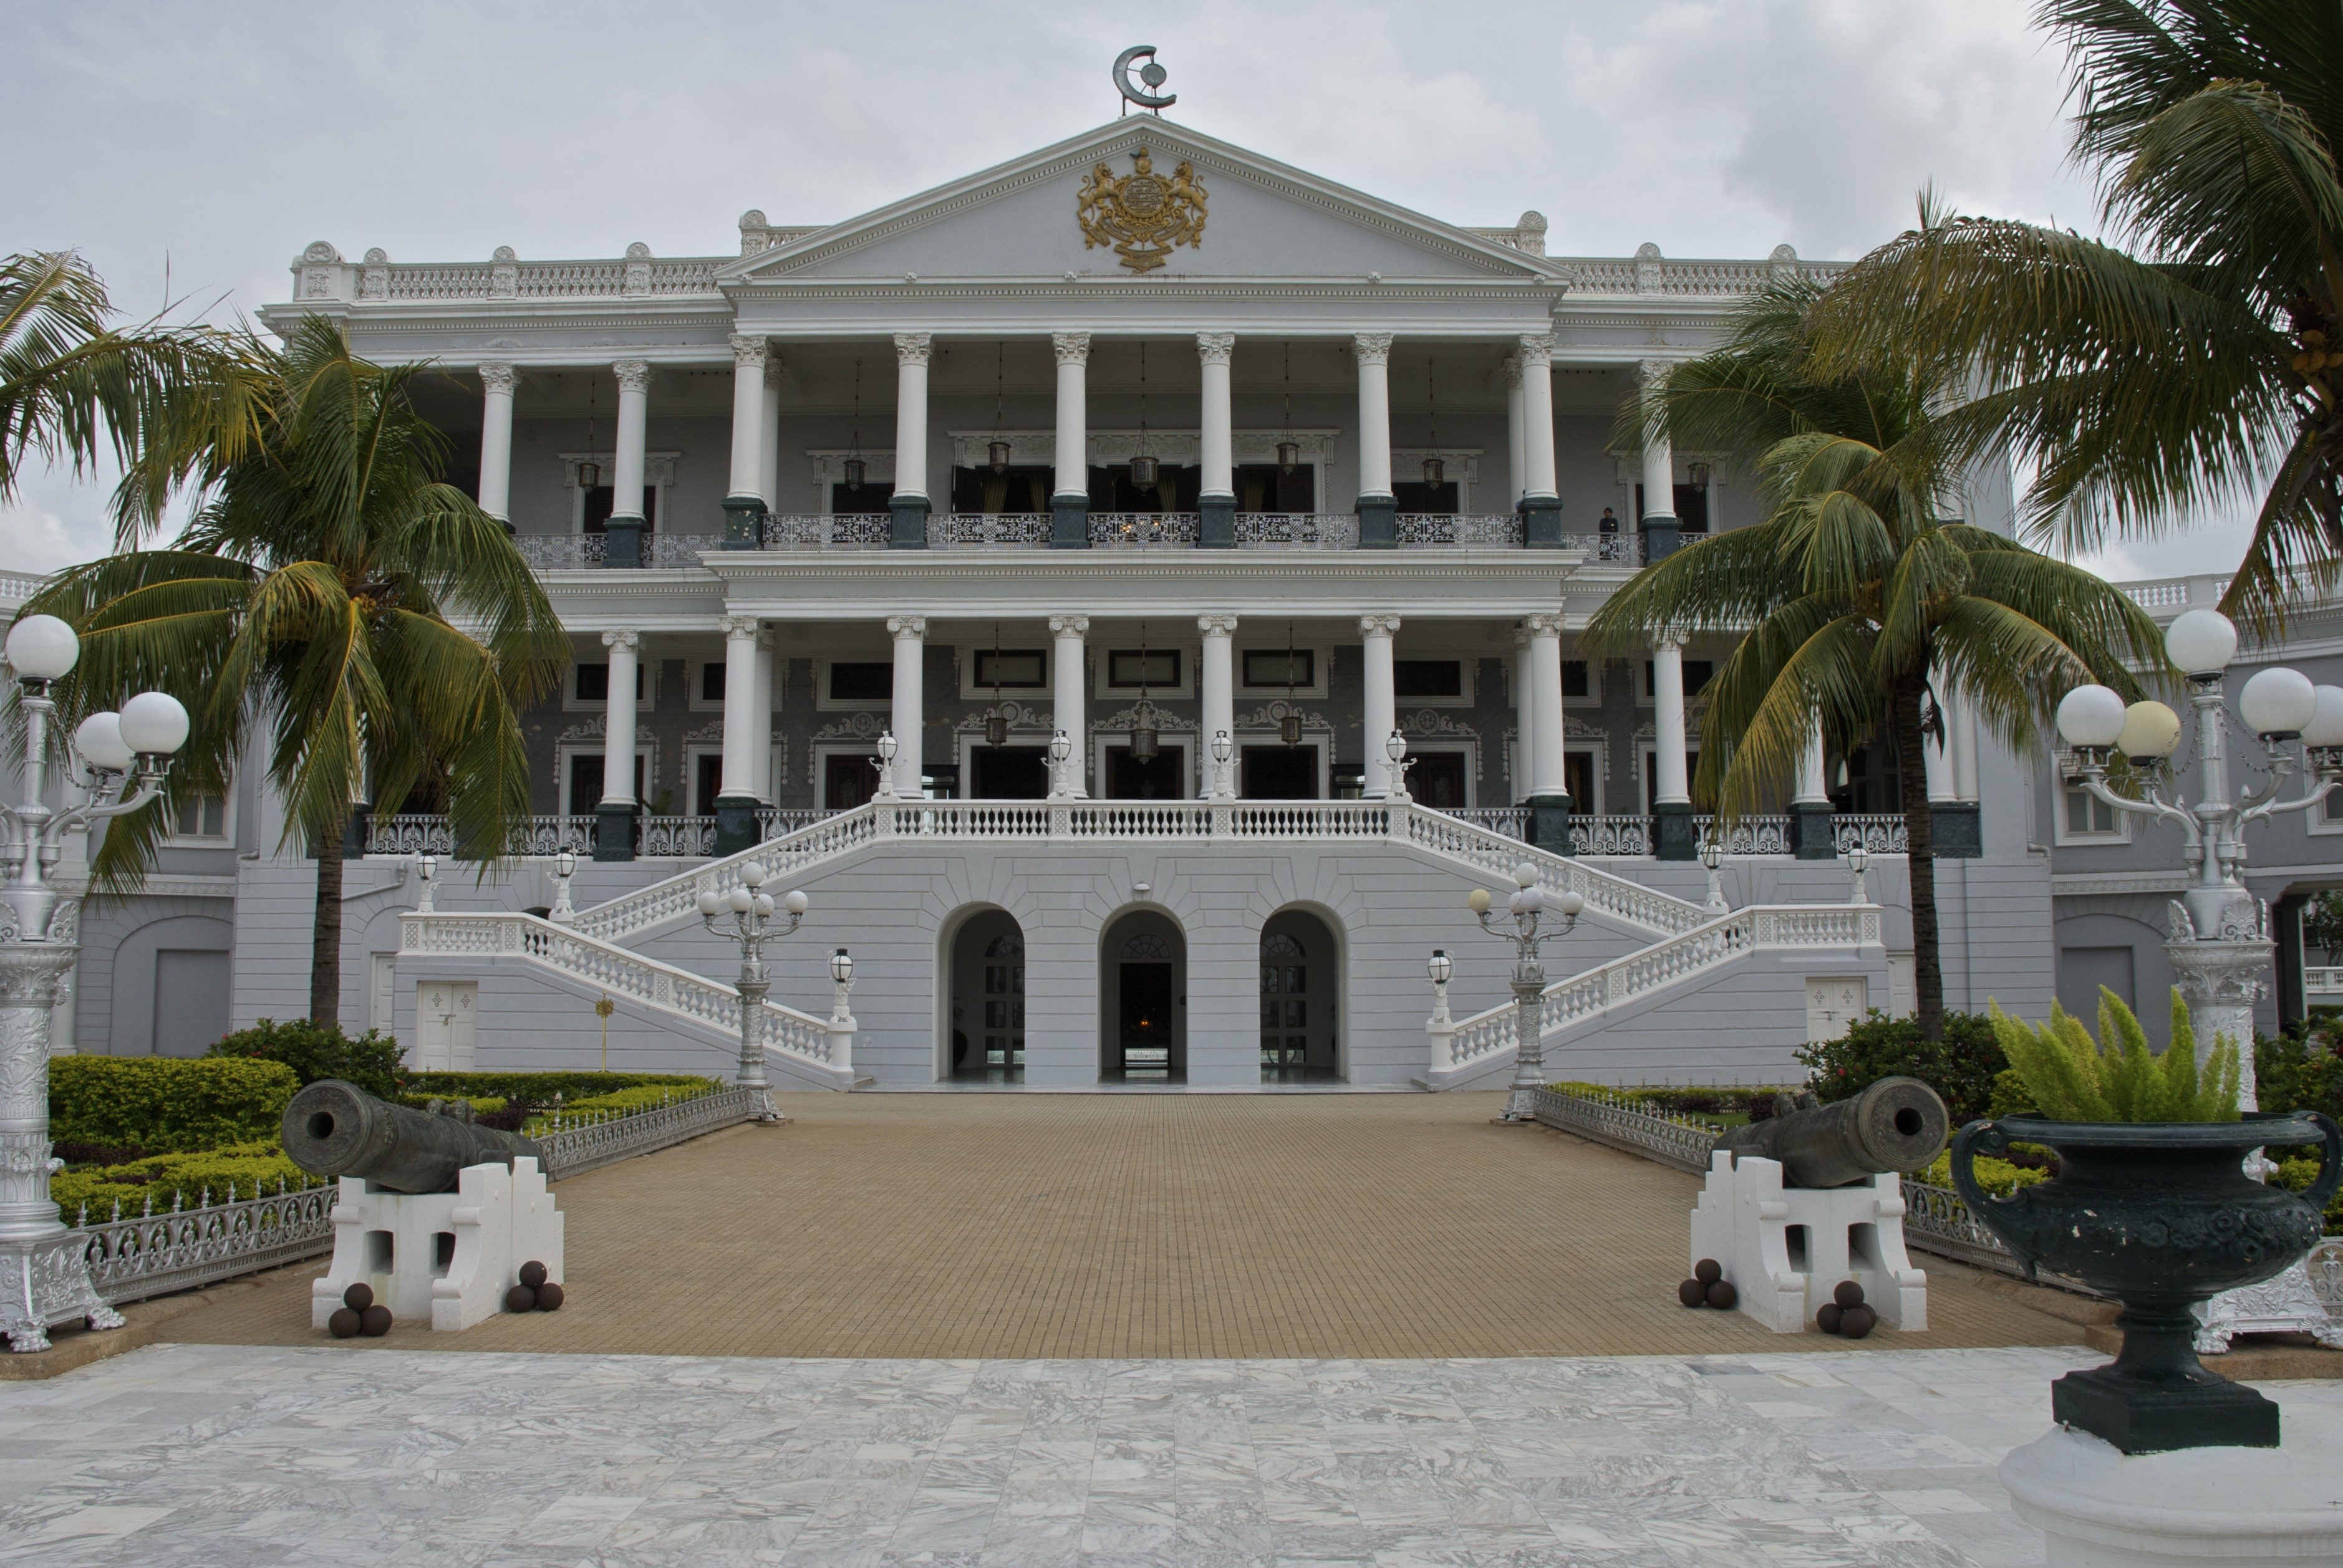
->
1570, 815, 1653, 855
400, 911, 853, 1088
1830, 814, 1910, 854
1431, 903, 1884, 1080
374, 256, 723, 301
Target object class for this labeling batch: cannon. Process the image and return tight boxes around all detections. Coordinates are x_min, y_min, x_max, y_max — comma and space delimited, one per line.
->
283, 1079, 548, 1195
1713, 1075, 1948, 1188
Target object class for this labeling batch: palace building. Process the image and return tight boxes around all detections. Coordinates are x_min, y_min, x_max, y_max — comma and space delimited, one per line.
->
42, 107, 2324, 1089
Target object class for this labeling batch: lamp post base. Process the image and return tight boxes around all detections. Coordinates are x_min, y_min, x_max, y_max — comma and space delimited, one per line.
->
0, 1235, 125, 1353
0, 941, 120, 1352
1499, 973, 1547, 1123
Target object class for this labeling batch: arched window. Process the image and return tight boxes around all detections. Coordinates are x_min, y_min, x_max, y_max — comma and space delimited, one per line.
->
1260, 930, 1308, 1069
985, 932, 1024, 958
1120, 932, 1172, 962
982, 930, 1024, 1067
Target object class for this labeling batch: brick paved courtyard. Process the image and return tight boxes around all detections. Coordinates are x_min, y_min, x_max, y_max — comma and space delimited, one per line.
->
160, 1091, 2085, 1360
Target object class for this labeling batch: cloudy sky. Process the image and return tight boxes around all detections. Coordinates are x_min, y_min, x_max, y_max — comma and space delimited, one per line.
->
3, 0, 2246, 581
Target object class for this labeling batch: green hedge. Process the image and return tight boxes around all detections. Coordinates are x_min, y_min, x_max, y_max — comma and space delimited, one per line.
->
519, 1079, 722, 1135
1916, 1150, 2050, 1197
49, 1057, 299, 1153
53, 1139, 317, 1223
1797, 1009, 2009, 1125
402, 1071, 720, 1102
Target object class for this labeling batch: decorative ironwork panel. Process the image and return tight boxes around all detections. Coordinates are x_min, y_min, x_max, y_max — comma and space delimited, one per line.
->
1393, 514, 1523, 547
1832, 815, 1909, 854
1692, 815, 1793, 855
1568, 815, 1654, 855
1557, 532, 1645, 565
536, 1085, 763, 1181
646, 534, 720, 569
75, 1182, 338, 1307
1088, 512, 1200, 546
515, 534, 607, 570
1529, 1087, 1717, 1173
1447, 808, 1527, 840
640, 816, 716, 857
1233, 514, 1359, 548
932, 515, 1050, 549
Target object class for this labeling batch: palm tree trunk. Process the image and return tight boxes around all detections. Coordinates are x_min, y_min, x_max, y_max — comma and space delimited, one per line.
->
1889, 677, 1944, 1041
310, 810, 347, 1025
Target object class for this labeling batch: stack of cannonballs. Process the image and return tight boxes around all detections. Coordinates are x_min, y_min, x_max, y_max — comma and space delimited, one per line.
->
1816, 1280, 1876, 1339
504, 1260, 564, 1314
327, 1284, 392, 1339
1677, 1259, 1737, 1310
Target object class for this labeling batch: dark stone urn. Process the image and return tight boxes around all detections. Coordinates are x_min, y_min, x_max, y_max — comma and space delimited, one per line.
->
1951, 1111, 2341, 1454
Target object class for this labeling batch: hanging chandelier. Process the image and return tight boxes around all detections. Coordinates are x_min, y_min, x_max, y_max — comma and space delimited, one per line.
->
1277, 343, 1299, 474
1421, 355, 1444, 488
843, 357, 867, 489
988, 344, 1012, 474
1129, 342, 1159, 489
1281, 620, 1303, 746
1129, 621, 1161, 762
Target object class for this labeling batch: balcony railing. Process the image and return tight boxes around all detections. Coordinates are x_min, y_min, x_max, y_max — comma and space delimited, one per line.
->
1438, 809, 1905, 855
1235, 513, 1358, 547
1395, 513, 1522, 547
1089, 512, 1200, 546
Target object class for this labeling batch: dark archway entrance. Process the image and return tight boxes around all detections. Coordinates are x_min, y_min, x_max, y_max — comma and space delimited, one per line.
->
1099, 908, 1186, 1082
947, 908, 1025, 1083
1260, 908, 1343, 1083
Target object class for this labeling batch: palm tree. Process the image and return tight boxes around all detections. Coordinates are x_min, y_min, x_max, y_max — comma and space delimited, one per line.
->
29, 318, 567, 1024
1583, 277, 2169, 1039
1801, 1, 2343, 632
1, 251, 265, 533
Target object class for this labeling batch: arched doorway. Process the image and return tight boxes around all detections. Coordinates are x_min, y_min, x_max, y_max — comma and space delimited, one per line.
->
947, 908, 1025, 1083
1260, 908, 1343, 1083
1099, 908, 1186, 1082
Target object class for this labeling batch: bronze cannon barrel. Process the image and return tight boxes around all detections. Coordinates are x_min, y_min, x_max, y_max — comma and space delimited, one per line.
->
282, 1079, 548, 1195
1714, 1075, 1949, 1188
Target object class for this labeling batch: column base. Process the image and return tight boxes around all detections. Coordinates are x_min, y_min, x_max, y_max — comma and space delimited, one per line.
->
720, 494, 766, 550
889, 495, 930, 549
1653, 801, 1697, 860
1640, 515, 1681, 564
594, 802, 639, 862
1790, 801, 1837, 860
712, 796, 760, 857
1199, 494, 1235, 549
1358, 494, 1396, 549
603, 517, 645, 569
2001, 1423, 2343, 1568
1528, 792, 1574, 855
1051, 495, 1090, 549
0, 1231, 125, 1353
1519, 494, 1563, 548
1930, 802, 1981, 859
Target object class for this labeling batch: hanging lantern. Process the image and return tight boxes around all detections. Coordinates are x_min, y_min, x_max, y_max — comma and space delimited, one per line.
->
1129, 341, 1158, 491
842, 456, 866, 488
1420, 355, 1443, 489
1129, 705, 1160, 762
1688, 460, 1712, 491
987, 439, 1013, 475
577, 458, 601, 490
1277, 439, 1300, 475
1421, 455, 1445, 487
1129, 452, 1159, 488
1280, 711, 1303, 748
985, 713, 1009, 747
844, 357, 867, 491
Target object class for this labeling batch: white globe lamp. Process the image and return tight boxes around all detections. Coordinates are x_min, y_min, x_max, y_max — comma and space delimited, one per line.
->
783, 889, 809, 916
2304, 686, 2343, 751
5, 615, 79, 682
117, 691, 190, 758
2239, 666, 2319, 739
2165, 608, 2238, 678
72, 713, 135, 774
2056, 685, 2128, 750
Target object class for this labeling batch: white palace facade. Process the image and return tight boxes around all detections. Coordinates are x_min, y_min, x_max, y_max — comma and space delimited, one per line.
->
41, 113, 2331, 1089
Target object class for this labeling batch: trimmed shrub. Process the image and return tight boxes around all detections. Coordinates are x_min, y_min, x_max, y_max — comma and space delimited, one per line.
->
1796, 1009, 2007, 1126
1917, 1150, 2049, 1198
403, 1070, 720, 1102
2258, 1021, 2343, 1126
52, 1140, 317, 1223
49, 1056, 299, 1153
521, 1080, 723, 1135
2273, 1157, 2343, 1234
208, 1018, 407, 1098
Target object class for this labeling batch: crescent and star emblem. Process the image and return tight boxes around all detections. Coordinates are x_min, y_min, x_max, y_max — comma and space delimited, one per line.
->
1113, 46, 1176, 111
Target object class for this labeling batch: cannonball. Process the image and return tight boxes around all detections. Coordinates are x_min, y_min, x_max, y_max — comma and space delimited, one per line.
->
359, 1304, 393, 1337
1838, 1304, 1877, 1340
1678, 1277, 1708, 1308
1833, 1280, 1866, 1310
505, 1284, 538, 1313
519, 1260, 548, 1289
1817, 1302, 1843, 1334
342, 1282, 374, 1312
534, 1281, 564, 1311
1704, 1279, 1737, 1311
327, 1306, 362, 1339
1693, 1258, 1723, 1286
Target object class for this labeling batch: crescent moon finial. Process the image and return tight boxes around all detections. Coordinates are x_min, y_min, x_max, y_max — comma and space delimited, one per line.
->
1113, 45, 1176, 113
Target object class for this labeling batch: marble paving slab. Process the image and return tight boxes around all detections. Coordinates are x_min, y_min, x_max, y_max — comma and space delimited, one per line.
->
1, 1342, 2331, 1567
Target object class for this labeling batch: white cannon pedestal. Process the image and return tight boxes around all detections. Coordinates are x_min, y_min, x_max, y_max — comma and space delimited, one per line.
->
312, 1157, 563, 1332
1689, 1150, 1926, 1332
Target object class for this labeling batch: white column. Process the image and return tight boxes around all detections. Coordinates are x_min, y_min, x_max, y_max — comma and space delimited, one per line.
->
889, 615, 926, 798
892, 333, 931, 507
751, 629, 776, 802
1198, 614, 1237, 798
1526, 613, 1568, 799
1638, 358, 1675, 526
1653, 639, 1690, 807
1502, 355, 1525, 506
1514, 625, 1537, 804
600, 629, 640, 807
1361, 615, 1401, 796
727, 335, 768, 507
719, 616, 760, 801
1051, 333, 1089, 503
1794, 719, 1830, 806
1953, 692, 1981, 803
1051, 615, 1088, 797
611, 360, 651, 524
1197, 333, 1235, 504
1355, 333, 1394, 500
1518, 334, 1558, 502
758, 357, 783, 513
476, 362, 517, 527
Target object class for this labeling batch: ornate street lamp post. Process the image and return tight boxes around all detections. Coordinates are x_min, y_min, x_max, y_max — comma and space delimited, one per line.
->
1, 615, 190, 1352
1209, 729, 1234, 801
1700, 831, 1729, 914
1466, 862, 1585, 1123
695, 862, 808, 1123
2056, 606, 2343, 1349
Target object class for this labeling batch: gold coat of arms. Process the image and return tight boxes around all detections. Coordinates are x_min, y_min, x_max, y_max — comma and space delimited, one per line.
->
1077, 148, 1207, 273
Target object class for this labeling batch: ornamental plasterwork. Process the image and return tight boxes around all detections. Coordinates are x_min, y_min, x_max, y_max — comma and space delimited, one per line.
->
1401, 709, 1478, 739
1076, 147, 1208, 274
1091, 704, 1197, 734
558, 452, 680, 489
955, 701, 1053, 735
683, 719, 724, 746
810, 712, 889, 742
554, 718, 655, 747
1233, 700, 1331, 733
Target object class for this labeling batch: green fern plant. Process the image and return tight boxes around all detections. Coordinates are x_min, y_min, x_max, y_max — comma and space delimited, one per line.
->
1986, 988, 2241, 1122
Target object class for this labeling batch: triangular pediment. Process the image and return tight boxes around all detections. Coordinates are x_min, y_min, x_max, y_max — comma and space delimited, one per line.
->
722, 121, 1556, 286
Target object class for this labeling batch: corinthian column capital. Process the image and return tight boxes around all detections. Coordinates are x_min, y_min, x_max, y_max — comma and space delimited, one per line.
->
1517, 332, 1554, 366
893, 333, 933, 367
612, 359, 652, 393
1353, 332, 1394, 367
478, 361, 519, 395
1196, 332, 1235, 366
1051, 331, 1091, 366
730, 334, 769, 369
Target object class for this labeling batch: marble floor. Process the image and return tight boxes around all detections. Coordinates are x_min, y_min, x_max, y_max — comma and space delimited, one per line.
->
2, 1342, 2331, 1568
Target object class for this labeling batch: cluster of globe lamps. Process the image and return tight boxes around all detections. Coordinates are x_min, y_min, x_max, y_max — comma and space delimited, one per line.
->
2055, 609, 2343, 773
